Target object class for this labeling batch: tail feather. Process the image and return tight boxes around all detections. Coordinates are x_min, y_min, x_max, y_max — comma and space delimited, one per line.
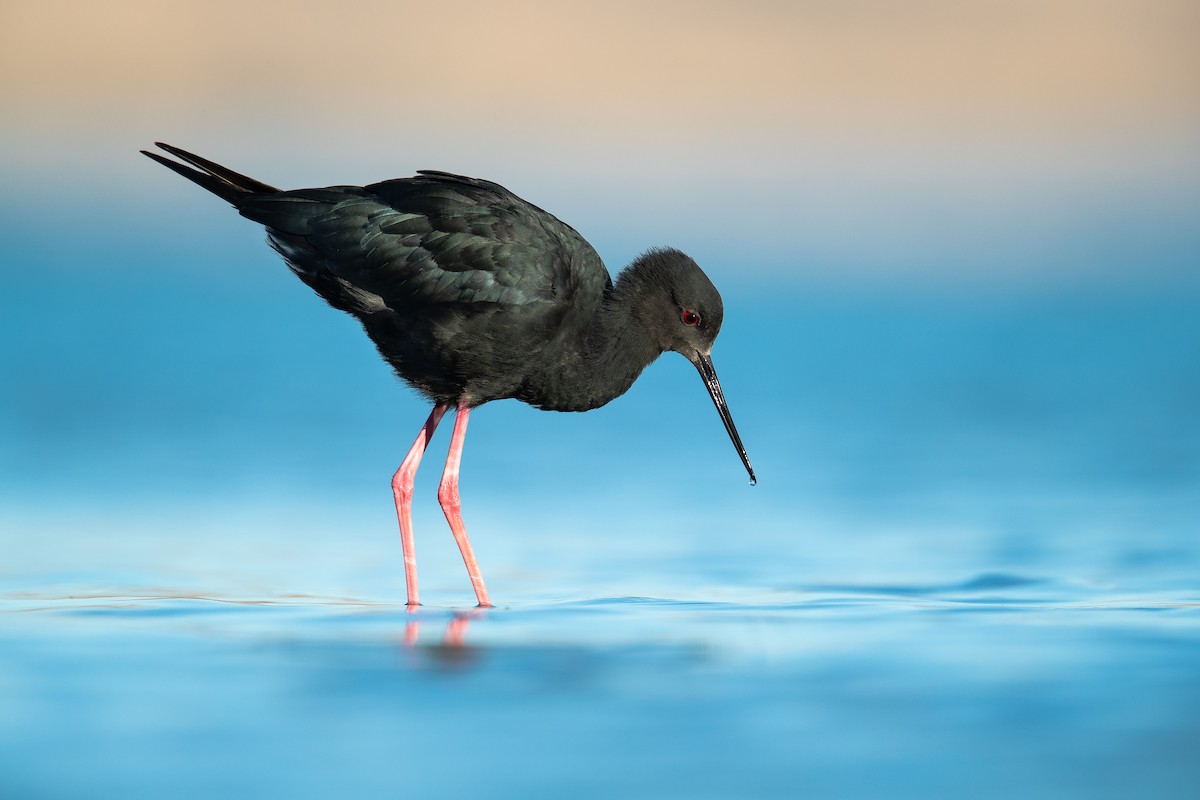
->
141, 142, 279, 203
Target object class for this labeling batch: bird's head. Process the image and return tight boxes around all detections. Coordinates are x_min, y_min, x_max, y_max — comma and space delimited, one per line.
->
622, 248, 724, 357
620, 248, 755, 485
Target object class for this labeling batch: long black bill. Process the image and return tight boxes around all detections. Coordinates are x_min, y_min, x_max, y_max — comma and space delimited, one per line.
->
692, 352, 756, 485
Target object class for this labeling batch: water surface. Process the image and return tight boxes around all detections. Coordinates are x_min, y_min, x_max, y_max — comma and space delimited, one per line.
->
2, 205, 1198, 798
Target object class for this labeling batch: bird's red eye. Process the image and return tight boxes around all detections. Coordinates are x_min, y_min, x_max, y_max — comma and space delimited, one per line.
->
681, 309, 701, 326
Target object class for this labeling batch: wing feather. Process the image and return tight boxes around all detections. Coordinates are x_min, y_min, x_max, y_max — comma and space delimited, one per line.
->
235, 174, 603, 314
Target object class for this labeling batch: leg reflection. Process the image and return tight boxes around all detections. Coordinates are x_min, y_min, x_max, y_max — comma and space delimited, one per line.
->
400, 608, 486, 667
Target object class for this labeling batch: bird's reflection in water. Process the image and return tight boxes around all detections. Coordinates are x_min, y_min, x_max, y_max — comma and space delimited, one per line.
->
401, 609, 485, 669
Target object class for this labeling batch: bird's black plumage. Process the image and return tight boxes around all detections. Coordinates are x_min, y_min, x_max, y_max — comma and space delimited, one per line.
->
143, 142, 754, 604
142, 143, 743, 418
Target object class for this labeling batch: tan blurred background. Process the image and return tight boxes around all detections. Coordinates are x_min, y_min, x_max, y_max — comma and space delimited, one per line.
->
3, 0, 1197, 284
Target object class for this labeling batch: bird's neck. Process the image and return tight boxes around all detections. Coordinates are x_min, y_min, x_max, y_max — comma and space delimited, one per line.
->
590, 279, 666, 397
522, 271, 664, 412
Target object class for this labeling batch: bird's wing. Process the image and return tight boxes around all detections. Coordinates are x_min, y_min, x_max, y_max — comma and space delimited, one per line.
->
234, 173, 605, 314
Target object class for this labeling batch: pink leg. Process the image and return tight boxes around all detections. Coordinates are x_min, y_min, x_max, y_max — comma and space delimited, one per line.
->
391, 403, 450, 607
438, 400, 493, 608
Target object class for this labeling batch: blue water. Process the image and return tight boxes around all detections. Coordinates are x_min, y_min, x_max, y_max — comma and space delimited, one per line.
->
2, 196, 1199, 798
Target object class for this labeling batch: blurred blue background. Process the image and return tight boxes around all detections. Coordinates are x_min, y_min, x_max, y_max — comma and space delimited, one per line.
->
1, 2, 1198, 798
